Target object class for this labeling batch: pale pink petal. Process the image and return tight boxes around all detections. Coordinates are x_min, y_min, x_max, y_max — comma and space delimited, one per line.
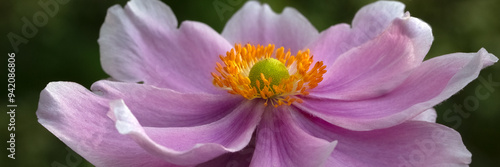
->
351, 1, 406, 43
292, 111, 471, 167
197, 138, 256, 167
311, 17, 432, 100
309, 1, 429, 68
37, 81, 254, 166
297, 48, 497, 131
37, 82, 182, 166
111, 100, 264, 166
222, 1, 318, 53
307, 23, 351, 66
99, 0, 232, 93
91, 80, 243, 127
411, 108, 437, 123
250, 106, 337, 167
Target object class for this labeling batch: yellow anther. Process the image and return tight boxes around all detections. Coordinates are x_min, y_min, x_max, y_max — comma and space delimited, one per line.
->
212, 44, 326, 107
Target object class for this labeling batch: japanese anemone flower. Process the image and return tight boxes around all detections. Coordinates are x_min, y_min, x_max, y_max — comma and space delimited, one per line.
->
37, 0, 497, 166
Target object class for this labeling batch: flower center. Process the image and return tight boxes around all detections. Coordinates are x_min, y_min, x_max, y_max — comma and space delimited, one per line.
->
248, 58, 290, 92
212, 44, 326, 107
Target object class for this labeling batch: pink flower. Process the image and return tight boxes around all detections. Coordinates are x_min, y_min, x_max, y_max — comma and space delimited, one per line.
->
37, 0, 497, 166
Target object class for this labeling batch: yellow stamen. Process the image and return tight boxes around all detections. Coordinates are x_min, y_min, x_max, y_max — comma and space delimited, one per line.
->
212, 44, 327, 107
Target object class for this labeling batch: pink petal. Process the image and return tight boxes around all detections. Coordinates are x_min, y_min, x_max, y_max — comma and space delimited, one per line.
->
309, 1, 423, 67
310, 15, 433, 100
99, 0, 232, 93
297, 48, 497, 131
250, 106, 337, 167
37, 81, 255, 166
91, 80, 243, 127
307, 23, 351, 66
222, 1, 318, 53
351, 1, 406, 43
37, 82, 181, 166
411, 108, 437, 123
110, 99, 264, 166
195, 137, 256, 167
293, 111, 471, 166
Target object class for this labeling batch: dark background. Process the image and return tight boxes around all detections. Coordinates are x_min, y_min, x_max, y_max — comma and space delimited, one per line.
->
1, 0, 499, 166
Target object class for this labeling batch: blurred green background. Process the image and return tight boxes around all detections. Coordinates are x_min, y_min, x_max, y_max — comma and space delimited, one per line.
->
1, 0, 499, 166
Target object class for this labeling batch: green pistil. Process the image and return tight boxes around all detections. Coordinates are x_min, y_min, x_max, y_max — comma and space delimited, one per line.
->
248, 58, 290, 92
